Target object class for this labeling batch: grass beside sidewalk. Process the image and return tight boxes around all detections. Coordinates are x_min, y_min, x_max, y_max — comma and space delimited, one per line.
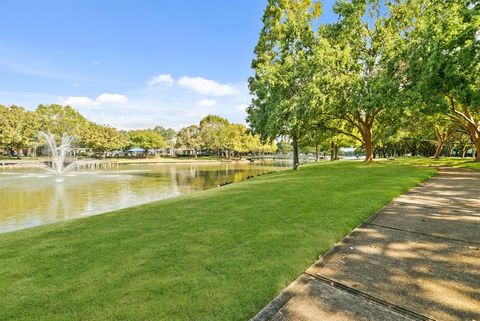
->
0, 162, 435, 321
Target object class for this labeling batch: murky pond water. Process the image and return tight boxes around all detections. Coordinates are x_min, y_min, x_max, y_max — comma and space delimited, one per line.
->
0, 161, 289, 233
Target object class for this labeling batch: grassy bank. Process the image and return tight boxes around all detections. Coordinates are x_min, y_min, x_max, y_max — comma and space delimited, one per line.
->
393, 156, 480, 170
0, 162, 435, 321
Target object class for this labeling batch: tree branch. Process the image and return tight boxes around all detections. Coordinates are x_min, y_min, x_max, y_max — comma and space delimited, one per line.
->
449, 96, 477, 129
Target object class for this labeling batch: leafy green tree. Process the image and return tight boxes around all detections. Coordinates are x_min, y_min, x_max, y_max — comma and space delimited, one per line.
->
244, 133, 262, 156
220, 123, 245, 159
199, 115, 230, 156
262, 139, 278, 154
248, 0, 322, 169
228, 124, 248, 159
320, 0, 408, 162
83, 123, 127, 157
402, 0, 480, 160
176, 125, 203, 158
276, 140, 292, 154
299, 127, 328, 161
36, 104, 88, 140
128, 130, 165, 157
154, 126, 177, 154
0, 105, 40, 157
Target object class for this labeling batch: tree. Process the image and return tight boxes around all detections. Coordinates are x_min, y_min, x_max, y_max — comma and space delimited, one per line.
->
402, 0, 480, 160
299, 126, 330, 162
248, 0, 322, 169
154, 126, 177, 155
128, 130, 165, 157
0, 105, 40, 157
36, 104, 88, 140
199, 115, 230, 156
176, 125, 203, 158
228, 124, 248, 159
320, 0, 408, 162
83, 123, 127, 157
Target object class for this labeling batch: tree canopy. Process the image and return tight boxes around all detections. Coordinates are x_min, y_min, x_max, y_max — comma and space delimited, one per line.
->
248, 0, 480, 167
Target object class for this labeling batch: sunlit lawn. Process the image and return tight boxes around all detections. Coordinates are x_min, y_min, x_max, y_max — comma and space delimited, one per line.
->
0, 162, 435, 321
393, 156, 480, 170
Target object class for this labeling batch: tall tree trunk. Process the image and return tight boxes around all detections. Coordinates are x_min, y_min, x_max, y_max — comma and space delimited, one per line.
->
434, 128, 448, 159
292, 135, 299, 170
334, 145, 340, 160
315, 144, 320, 162
330, 142, 335, 161
474, 138, 480, 162
459, 122, 480, 161
466, 127, 480, 162
434, 142, 444, 159
363, 125, 373, 162
448, 97, 480, 161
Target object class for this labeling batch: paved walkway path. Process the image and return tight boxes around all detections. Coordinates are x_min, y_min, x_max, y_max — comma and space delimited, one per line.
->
251, 168, 480, 321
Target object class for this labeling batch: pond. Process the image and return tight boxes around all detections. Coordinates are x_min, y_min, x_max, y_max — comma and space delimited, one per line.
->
0, 161, 290, 233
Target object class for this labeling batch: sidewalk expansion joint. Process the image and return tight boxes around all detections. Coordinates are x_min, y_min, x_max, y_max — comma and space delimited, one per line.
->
304, 272, 436, 321
365, 222, 480, 246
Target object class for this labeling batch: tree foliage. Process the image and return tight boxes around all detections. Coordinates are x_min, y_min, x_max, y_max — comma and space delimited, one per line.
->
128, 130, 165, 156
176, 125, 202, 158
248, 0, 322, 169
248, 0, 480, 164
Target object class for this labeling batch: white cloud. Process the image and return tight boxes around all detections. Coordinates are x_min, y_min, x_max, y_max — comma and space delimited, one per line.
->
64, 96, 95, 106
92, 61, 100, 66
147, 74, 175, 87
72, 82, 80, 87
197, 98, 216, 107
96, 93, 128, 104
62, 93, 128, 107
0, 75, 250, 130
177, 76, 239, 96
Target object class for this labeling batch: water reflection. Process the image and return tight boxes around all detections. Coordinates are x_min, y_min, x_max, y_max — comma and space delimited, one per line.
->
0, 161, 288, 233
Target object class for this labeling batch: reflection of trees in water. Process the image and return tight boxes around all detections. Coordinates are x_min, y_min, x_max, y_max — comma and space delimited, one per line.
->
0, 163, 283, 232
1, 179, 80, 231
0, 183, 59, 230
0, 174, 173, 232
174, 164, 275, 194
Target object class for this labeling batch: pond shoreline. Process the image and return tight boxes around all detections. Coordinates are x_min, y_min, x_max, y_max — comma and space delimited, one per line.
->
1, 157, 288, 169
0, 160, 290, 233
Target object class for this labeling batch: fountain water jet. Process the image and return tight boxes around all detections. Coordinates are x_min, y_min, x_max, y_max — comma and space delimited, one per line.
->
39, 132, 77, 175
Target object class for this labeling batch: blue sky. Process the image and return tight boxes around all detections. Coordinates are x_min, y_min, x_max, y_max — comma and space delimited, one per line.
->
0, 0, 337, 129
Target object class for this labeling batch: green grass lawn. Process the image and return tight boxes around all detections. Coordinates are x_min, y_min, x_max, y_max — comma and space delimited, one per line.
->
0, 162, 435, 321
393, 156, 480, 170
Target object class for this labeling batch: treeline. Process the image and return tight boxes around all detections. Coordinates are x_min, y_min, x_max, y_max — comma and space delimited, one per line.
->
0, 104, 275, 159
176, 115, 276, 158
248, 0, 480, 168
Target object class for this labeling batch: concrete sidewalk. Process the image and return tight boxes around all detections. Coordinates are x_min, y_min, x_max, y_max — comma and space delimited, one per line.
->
251, 168, 480, 321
